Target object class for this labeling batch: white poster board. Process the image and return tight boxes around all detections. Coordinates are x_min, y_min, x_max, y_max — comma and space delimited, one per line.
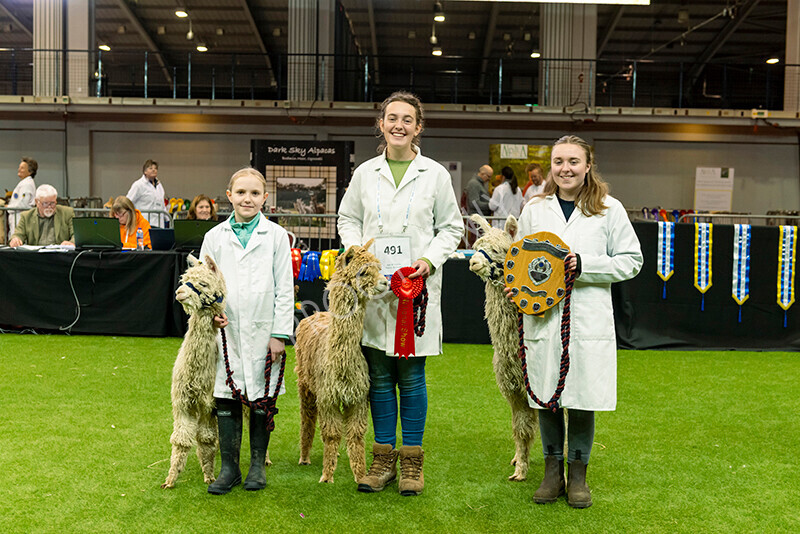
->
694, 167, 734, 212
440, 160, 462, 198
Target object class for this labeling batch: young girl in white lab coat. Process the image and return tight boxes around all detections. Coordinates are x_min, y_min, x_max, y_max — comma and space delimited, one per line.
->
515, 135, 642, 508
200, 167, 294, 494
338, 92, 463, 496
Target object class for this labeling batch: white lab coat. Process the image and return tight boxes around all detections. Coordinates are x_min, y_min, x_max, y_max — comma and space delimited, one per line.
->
489, 182, 523, 229
518, 194, 642, 411
7, 176, 35, 236
127, 175, 168, 228
522, 182, 546, 208
200, 214, 295, 399
338, 150, 464, 357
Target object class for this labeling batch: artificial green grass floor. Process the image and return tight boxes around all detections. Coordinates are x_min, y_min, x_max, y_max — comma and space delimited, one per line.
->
1, 334, 797, 533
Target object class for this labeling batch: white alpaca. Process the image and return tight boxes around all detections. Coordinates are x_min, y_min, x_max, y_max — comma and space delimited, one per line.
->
162, 254, 226, 489
468, 214, 539, 481
294, 240, 389, 483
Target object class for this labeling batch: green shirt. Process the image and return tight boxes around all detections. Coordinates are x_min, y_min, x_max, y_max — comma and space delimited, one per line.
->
229, 213, 260, 249
387, 158, 413, 187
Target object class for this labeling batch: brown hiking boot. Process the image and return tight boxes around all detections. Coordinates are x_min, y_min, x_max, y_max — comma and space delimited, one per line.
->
567, 459, 592, 508
398, 445, 425, 496
533, 456, 565, 504
357, 443, 398, 493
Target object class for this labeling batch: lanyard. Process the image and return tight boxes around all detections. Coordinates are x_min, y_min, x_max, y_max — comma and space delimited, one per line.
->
376, 174, 418, 234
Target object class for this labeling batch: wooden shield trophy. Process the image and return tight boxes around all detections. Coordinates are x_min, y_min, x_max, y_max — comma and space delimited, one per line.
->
504, 232, 570, 315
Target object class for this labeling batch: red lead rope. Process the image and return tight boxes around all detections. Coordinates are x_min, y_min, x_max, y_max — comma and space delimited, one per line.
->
220, 328, 286, 431
517, 265, 576, 413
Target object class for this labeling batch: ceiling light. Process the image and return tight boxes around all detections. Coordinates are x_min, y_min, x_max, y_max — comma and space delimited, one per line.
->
434, 2, 445, 23
157, 25, 166, 35
432, 46, 442, 56
429, 34, 438, 45
272, 28, 281, 37
530, 50, 541, 59
117, 25, 126, 34
216, 27, 224, 36
196, 43, 208, 52
523, 32, 531, 41
175, 9, 188, 18
503, 33, 511, 41
766, 57, 780, 64
186, 21, 194, 40
468, 31, 476, 40
98, 44, 111, 52
408, 30, 416, 39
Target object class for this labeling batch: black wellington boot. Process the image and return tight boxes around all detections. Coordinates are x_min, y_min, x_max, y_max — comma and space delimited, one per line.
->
243, 407, 272, 491
208, 399, 243, 495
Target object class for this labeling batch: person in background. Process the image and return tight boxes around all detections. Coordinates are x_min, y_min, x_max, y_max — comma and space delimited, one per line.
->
112, 195, 152, 249
338, 91, 464, 497
127, 159, 168, 228
188, 194, 218, 221
513, 135, 642, 508
9, 184, 73, 247
521, 163, 547, 208
7, 157, 38, 237
488, 166, 523, 229
464, 165, 493, 215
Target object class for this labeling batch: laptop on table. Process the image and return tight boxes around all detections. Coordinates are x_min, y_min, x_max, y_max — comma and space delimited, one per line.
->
173, 219, 219, 252
73, 218, 123, 250
149, 228, 176, 251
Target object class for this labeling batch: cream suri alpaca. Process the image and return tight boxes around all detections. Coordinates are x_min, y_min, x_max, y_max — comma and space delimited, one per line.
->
294, 239, 389, 483
161, 254, 226, 489
468, 214, 539, 481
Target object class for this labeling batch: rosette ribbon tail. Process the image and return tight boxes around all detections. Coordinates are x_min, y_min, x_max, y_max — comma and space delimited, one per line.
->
391, 266, 424, 359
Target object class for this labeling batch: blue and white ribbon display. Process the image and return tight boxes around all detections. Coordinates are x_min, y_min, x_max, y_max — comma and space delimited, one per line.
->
693, 222, 713, 311
777, 225, 797, 328
656, 221, 675, 299
298, 251, 322, 282
732, 224, 751, 323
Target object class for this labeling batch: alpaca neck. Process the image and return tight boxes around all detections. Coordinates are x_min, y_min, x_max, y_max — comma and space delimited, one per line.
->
485, 280, 518, 341
327, 285, 367, 352
187, 311, 216, 339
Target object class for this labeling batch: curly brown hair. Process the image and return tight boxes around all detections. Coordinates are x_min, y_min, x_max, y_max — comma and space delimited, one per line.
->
375, 91, 424, 154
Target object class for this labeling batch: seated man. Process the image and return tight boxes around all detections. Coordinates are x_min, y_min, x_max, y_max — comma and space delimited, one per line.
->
9, 184, 74, 247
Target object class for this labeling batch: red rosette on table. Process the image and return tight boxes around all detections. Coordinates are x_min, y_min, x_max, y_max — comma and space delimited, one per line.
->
390, 266, 424, 359
291, 248, 302, 279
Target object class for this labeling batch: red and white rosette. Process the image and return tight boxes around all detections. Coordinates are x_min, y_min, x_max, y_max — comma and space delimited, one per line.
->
390, 266, 424, 359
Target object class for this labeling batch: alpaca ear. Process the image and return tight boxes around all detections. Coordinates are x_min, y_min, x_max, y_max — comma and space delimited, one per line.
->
204, 255, 219, 274
469, 214, 491, 236
505, 215, 518, 240
362, 238, 375, 251
337, 246, 355, 269
187, 254, 199, 267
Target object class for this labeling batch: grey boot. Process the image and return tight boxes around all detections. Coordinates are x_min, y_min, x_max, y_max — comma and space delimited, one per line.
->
208, 399, 243, 495
533, 456, 565, 504
567, 459, 592, 508
243, 407, 272, 491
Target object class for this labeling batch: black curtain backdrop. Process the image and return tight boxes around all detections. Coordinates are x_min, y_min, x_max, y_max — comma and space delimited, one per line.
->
1, 222, 797, 350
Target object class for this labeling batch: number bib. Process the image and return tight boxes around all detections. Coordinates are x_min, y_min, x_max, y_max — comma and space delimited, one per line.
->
374, 235, 412, 278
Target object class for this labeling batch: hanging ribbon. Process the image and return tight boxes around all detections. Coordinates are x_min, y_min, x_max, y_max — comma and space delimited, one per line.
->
390, 266, 424, 359
656, 221, 675, 299
299, 251, 321, 282
319, 249, 339, 280
777, 225, 797, 328
732, 224, 751, 323
693, 222, 713, 311
291, 248, 303, 279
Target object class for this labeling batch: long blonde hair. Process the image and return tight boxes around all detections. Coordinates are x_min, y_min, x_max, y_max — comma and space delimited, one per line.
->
112, 196, 137, 236
543, 135, 609, 217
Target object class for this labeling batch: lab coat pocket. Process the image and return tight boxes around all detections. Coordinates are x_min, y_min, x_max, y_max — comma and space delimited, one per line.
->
572, 288, 613, 340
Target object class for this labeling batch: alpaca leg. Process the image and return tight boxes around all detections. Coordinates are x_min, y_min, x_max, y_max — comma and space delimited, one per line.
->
317, 403, 343, 483
162, 412, 197, 488
509, 398, 538, 481
298, 383, 318, 466
343, 401, 369, 482
196, 411, 218, 485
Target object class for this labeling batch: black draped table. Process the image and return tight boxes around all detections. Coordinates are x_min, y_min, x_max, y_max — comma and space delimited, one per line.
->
1, 221, 798, 350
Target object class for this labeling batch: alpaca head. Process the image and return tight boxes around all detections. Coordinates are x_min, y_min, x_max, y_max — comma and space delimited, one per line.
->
469, 214, 518, 284
175, 254, 227, 317
329, 238, 389, 301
